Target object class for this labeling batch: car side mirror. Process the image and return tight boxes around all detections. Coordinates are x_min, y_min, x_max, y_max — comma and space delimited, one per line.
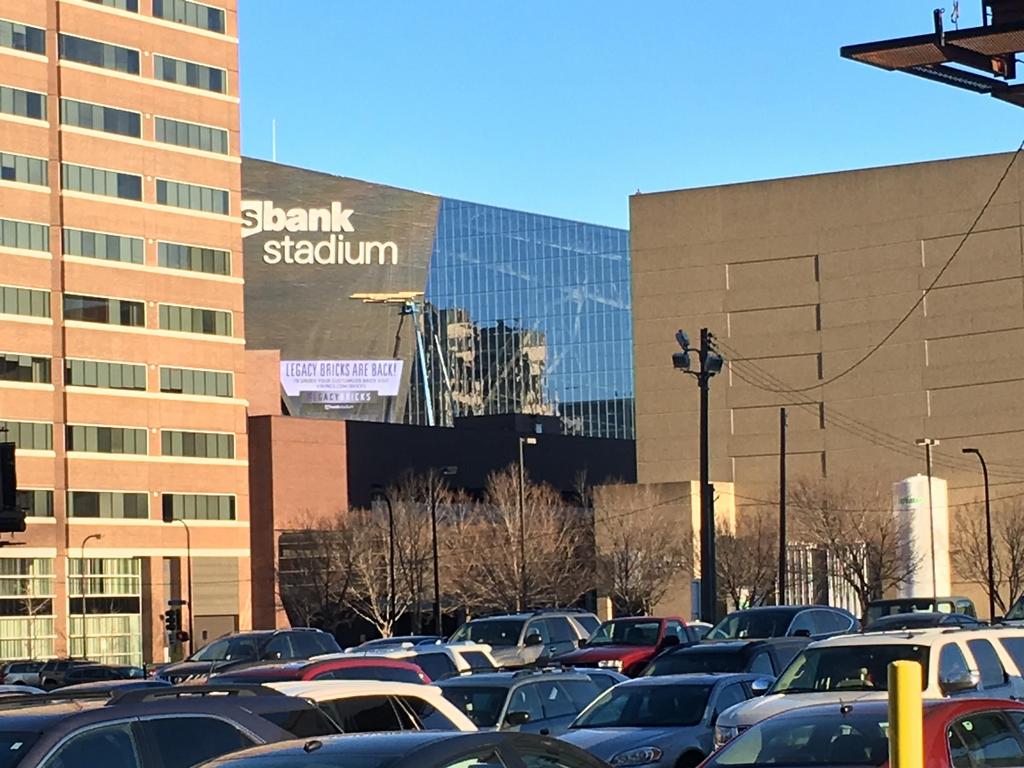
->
751, 677, 774, 696
577, 639, 587, 648
505, 710, 531, 726
658, 635, 681, 650
940, 670, 981, 695
524, 634, 544, 648
792, 629, 812, 638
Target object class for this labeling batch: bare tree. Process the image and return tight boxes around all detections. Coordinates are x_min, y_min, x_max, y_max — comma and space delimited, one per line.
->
277, 511, 356, 631
952, 498, 1024, 614
790, 477, 918, 616
716, 507, 778, 609
594, 484, 690, 615
344, 509, 416, 638
445, 465, 590, 613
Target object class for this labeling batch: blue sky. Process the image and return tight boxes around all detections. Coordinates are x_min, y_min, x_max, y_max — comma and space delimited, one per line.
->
239, 2, 1024, 228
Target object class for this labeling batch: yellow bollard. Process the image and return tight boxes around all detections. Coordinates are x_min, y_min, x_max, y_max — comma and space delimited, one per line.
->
888, 660, 924, 768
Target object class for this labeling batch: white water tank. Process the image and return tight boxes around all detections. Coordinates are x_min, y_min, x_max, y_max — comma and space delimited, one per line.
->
892, 474, 951, 599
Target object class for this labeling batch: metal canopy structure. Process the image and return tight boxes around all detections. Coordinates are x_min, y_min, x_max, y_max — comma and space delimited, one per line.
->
841, 1, 1024, 107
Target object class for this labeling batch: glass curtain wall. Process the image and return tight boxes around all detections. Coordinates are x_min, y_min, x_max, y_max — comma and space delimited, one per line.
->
408, 199, 634, 439
68, 557, 142, 665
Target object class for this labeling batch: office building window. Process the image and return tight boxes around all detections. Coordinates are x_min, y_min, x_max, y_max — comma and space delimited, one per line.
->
0, 286, 50, 319
66, 425, 146, 455
17, 490, 53, 517
68, 558, 141, 665
67, 491, 147, 518
155, 179, 228, 214
65, 359, 146, 391
0, 219, 48, 253
162, 494, 235, 521
153, 0, 224, 33
63, 294, 144, 327
160, 367, 232, 397
157, 241, 230, 275
0, 353, 50, 384
0, 152, 47, 187
158, 304, 231, 336
154, 116, 228, 154
0, 558, 55, 660
58, 34, 139, 75
0, 20, 45, 55
0, 421, 52, 451
161, 430, 233, 459
63, 228, 143, 264
85, 0, 139, 10
0, 85, 46, 121
60, 99, 141, 138
61, 163, 142, 201
152, 54, 225, 93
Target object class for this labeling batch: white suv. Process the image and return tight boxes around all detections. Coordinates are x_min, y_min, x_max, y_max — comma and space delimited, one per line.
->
714, 626, 1024, 748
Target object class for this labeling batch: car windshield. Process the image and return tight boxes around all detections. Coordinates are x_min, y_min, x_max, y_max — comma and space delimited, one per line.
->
707, 611, 794, 640
710, 710, 889, 766
573, 683, 712, 728
190, 636, 261, 663
587, 620, 661, 646
643, 650, 745, 676
773, 645, 928, 694
439, 685, 509, 727
450, 619, 524, 647
0, 733, 40, 768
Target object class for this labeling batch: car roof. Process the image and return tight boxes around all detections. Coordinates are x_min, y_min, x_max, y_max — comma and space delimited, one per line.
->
723, 606, 826, 617
756, 697, 1024, 722
665, 640, 760, 653
206, 731, 485, 764
437, 670, 591, 687
618, 673, 759, 687
870, 596, 970, 605
266, 680, 445, 699
0, 699, 105, 729
816, 626, 1024, 646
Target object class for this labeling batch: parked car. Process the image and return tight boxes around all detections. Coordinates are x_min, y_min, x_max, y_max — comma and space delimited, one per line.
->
866, 595, 978, 625
449, 610, 600, 668
553, 616, 697, 676
689, 621, 713, 640
577, 667, 629, 693
60, 678, 171, 693
344, 643, 498, 681
0, 661, 42, 686
202, 731, 609, 768
0, 684, 44, 697
703, 698, 1024, 768
49, 664, 145, 689
560, 673, 763, 768
38, 658, 99, 690
438, 668, 602, 736
642, 638, 808, 678
264, 680, 477, 732
705, 605, 859, 641
346, 635, 444, 652
154, 628, 341, 684
0, 684, 342, 767
864, 611, 983, 632
211, 657, 431, 685
713, 625, 1024, 747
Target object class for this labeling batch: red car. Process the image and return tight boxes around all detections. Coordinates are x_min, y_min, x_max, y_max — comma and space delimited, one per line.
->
554, 616, 694, 677
701, 698, 1024, 767
207, 657, 431, 685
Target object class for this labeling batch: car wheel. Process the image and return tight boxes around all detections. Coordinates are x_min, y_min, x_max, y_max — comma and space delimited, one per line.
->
676, 752, 704, 768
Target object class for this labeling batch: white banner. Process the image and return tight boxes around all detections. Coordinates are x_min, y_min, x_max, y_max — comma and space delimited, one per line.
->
280, 360, 404, 405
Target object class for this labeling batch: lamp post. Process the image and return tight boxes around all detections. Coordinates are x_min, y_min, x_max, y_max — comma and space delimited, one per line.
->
371, 485, 396, 626
161, 502, 195, 654
517, 436, 538, 611
79, 533, 102, 659
962, 447, 995, 621
429, 467, 457, 636
915, 438, 940, 604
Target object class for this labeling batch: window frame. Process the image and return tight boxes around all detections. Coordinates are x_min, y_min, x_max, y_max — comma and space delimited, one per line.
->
57, 33, 141, 76
151, 52, 228, 94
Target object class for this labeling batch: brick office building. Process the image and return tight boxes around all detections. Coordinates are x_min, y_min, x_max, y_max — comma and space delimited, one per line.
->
0, 0, 249, 664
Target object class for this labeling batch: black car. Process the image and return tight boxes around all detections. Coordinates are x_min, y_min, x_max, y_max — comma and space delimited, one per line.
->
641, 638, 809, 678
0, 685, 341, 768
37, 659, 99, 690
155, 628, 341, 684
864, 611, 983, 632
704, 606, 859, 641
202, 731, 608, 768
47, 664, 145, 690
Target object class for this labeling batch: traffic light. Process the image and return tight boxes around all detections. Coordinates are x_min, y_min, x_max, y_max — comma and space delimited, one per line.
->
164, 608, 179, 634
0, 443, 25, 534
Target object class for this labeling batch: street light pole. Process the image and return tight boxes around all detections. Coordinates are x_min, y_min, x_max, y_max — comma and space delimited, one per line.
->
963, 447, 995, 621
79, 533, 102, 659
175, 518, 195, 653
915, 438, 940, 605
371, 486, 396, 626
518, 436, 538, 611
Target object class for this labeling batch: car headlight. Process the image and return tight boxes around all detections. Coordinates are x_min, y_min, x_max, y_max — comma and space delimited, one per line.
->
610, 747, 662, 766
597, 659, 624, 670
714, 724, 740, 749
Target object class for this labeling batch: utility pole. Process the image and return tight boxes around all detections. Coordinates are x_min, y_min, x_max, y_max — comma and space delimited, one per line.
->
778, 407, 787, 605
673, 328, 723, 624
915, 438, 940, 605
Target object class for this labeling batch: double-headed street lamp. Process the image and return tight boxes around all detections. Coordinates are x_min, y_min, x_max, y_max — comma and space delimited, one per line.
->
962, 447, 996, 621
915, 438, 940, 604
517, 436, 538, 611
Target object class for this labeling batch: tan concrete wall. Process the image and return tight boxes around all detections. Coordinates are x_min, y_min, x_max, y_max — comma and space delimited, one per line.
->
631, 152, 1024, 618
